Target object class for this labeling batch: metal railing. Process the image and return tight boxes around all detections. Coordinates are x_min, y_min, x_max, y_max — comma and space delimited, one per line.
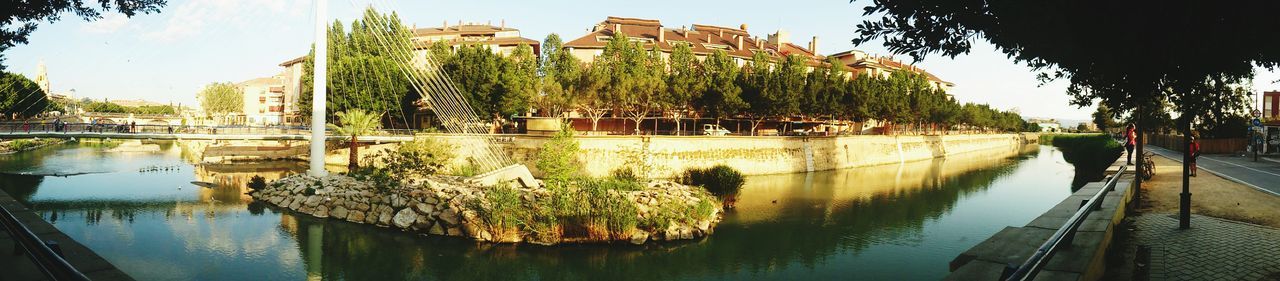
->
1002, 165, 1128, 281
0, 122, 416, 137
0, 202, 91, 281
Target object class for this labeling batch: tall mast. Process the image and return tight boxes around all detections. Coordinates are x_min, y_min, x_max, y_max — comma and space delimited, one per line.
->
308, 0, 328, 177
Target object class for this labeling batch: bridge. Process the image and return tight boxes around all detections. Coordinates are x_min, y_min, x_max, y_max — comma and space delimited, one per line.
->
0, 122, 415, 143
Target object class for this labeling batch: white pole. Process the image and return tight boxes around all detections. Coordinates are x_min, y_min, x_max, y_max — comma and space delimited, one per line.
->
308, 0, 328, 177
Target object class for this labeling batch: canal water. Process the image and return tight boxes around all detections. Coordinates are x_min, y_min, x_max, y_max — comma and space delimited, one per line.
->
0, 141, 1078, 280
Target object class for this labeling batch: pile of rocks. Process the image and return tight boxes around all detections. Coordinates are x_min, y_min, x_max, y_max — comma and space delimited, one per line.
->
250, 174, 722, 245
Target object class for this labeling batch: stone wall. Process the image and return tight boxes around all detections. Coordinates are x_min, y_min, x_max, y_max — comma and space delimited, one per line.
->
422, 133, 1039, 178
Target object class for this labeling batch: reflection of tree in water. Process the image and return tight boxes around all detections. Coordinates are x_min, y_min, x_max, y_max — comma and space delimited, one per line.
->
0, 174, 43, 203
280, 147, 1037, 281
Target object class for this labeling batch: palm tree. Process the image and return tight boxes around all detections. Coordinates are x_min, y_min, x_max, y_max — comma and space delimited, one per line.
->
327, 109, 382, 170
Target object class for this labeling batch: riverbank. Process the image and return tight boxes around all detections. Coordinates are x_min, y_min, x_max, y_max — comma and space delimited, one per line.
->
0, 137, 67, 154
250, 174, 722, 245
0, 187, 134, 280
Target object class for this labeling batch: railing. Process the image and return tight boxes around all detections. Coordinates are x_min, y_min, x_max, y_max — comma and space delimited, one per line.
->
1002, 165, 1129, 281
0, 201, 91, 281
0, 122, 416, 137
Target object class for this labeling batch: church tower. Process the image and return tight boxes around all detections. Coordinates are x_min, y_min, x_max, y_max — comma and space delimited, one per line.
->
35, 60, 51, 95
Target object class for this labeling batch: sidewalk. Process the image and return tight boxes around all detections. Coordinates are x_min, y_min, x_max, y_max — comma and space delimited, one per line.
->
1144, 145, 1280, 197
1108, 149, 1280, 280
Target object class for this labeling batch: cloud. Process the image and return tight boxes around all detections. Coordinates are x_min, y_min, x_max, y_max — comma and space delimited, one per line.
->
81, 13, 129, 33
142, 0, 308, 42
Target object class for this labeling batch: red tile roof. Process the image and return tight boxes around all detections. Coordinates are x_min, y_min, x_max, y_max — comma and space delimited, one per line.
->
563, 16, 823, 66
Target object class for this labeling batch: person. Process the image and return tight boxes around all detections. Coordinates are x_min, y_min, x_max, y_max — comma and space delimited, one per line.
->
1190, 134, 1201, 177
130, 121, 136, 133
1125, 124, 1137, 164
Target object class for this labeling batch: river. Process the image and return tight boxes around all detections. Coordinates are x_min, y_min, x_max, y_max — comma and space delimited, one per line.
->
0, 141, 1077, 280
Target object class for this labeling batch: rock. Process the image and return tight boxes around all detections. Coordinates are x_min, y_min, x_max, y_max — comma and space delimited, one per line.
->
424, 196, 439, 204
439, 208, 460, 225
355, 202, 370, 211
270, 196, 284, 205
298, 206, 313, 214
314, 205, 329, 218
413, 214, 432, 230
629, 232, 650, 245
288, 200, 302, 210
392, 208, 416, 229
304, 196, 323, 207
330, 206, 349, 220
332, 198, 345, 207
413, 203, 433, 215
347, 211, 366, 222
377, 208, 393, 226
279, 197, 294, 207
364, 210, 379, 224
446, 227, 462, 236
428, 223, 445, 235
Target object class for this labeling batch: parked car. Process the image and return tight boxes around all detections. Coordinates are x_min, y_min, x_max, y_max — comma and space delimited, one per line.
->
702, 124, 730, 136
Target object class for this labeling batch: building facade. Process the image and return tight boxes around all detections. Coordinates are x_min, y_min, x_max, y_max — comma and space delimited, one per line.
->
562, 17, 824, 67
828, 49, 954, 91
410, 21, 540, 57
237, 75, 288, 125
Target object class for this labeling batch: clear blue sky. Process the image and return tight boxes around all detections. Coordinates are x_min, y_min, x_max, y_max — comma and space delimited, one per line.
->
7, 0, 1279, 121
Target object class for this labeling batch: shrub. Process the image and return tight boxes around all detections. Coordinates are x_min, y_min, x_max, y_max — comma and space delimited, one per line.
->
536, 126, 580, 184
247, 175, 267, 192
609, 167, 639, 182
379, 138, 452, 179
468, 184, 531, 238
681, 165, 746, 197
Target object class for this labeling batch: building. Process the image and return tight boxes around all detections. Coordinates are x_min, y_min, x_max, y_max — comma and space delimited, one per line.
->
1028, 118, 1062, 133
828, 49, 954, 91
278, 56, 306, 122
34, 61, 51, 95
410, 21, 540, 57
562, 16, 824, 67
237, 74, 288, 125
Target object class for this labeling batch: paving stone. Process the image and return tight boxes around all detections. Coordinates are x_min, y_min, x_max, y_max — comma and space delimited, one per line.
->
1130, 213, 1280, 281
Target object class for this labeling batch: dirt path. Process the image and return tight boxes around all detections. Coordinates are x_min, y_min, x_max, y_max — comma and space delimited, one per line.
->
1140, 154, 1280, 228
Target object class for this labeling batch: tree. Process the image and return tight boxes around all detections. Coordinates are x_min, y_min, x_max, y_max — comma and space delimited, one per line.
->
0, 1, 165, 70
495, 43, 538, 128
0, 72, 49, 118
535, 34, 578, 119
300, 9, 416, 127
327, 109, 382, 171
663, 43, 705, 135
697, 50, 746, 127
198, 82, 244, 115
1092, 104, 1119, 133
596, 32, 664, 134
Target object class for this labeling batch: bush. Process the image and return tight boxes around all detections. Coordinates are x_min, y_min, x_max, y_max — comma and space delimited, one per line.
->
247, 175, 267, 191
681, 165, 746, 197
380, 138, 452, 178
536, 126, 580, 184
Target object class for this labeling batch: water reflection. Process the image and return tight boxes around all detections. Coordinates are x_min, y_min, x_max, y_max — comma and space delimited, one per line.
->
0, 142, 1074, 281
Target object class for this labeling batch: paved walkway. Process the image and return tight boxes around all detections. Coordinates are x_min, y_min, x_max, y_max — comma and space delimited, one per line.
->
1145, 146, 1280, 197
0, 189, 134, 281
1133, 214, 1280, 281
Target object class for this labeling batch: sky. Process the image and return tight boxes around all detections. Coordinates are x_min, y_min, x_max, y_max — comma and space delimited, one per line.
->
7, 0, 1280, 121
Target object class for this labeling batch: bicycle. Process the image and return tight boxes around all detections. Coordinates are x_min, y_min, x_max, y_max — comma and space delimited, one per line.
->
1139, 151, 1155, 180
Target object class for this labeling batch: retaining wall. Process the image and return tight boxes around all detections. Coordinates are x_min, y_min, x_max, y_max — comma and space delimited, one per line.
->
425, 133, 1040, 178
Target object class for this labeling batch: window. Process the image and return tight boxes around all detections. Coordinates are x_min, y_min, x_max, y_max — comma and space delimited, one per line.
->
1266, 95, 1275, 118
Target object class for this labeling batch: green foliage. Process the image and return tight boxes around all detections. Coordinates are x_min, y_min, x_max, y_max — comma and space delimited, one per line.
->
1092, 104, 1119, 132
247, 175, 267, 191
197, 82, 244, 115
299, 8, 417, 124
378, 138, 453, 178
0, 72, 50, 118
696, 50, 746, 121
1049, 134, 1124, 187
435, 42, 538, 124
681, 165, 746, 197
0, 1, 165, 70
536, 126, 580, 184
327, 109, 383, 138
82, 101, 176, 115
